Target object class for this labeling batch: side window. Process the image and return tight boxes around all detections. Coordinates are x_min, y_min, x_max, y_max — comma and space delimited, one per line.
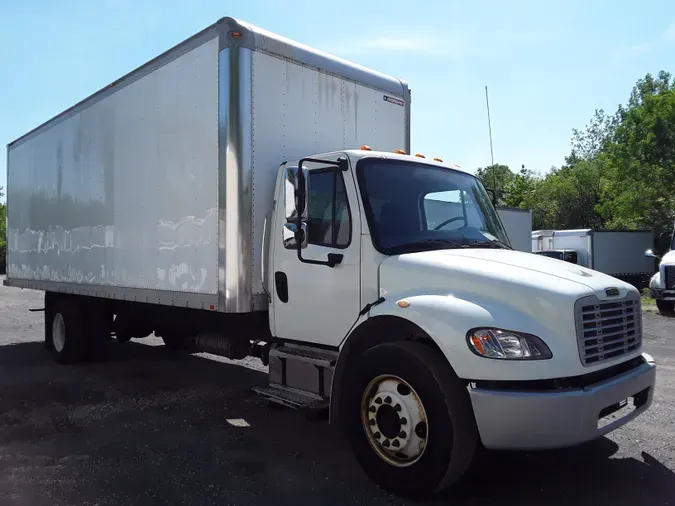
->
306, 171, 351, 248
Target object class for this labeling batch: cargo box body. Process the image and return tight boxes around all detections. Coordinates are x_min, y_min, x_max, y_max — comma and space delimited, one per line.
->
5, 17, 410, 313
495, 206, 532, 252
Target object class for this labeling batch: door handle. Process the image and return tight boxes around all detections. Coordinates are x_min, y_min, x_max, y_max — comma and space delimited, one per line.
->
275, 271, 289, 303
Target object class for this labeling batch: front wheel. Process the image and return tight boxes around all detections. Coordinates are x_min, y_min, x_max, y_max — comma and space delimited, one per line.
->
342, 341, 477, 499
656, 299, 675, 314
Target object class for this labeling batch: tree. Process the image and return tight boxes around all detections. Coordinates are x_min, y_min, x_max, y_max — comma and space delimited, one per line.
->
597, 72, 675, 252
567, 109, 618, 164
504, 165, 537, 209
475, 164, 514, 205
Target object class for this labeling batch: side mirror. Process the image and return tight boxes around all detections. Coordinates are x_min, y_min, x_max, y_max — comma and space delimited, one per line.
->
645, 249, 660, 260
283, 222, 308, 250
283, 166, 308, 221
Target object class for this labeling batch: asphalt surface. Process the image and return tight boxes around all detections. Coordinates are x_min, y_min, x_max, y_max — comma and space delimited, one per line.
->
0, 279, 674, 505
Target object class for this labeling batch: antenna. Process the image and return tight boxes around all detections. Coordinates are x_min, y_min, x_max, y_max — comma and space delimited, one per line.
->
485, 85, 496, 196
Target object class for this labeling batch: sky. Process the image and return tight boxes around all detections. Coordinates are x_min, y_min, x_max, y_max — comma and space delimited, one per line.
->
2, 0, 675, 202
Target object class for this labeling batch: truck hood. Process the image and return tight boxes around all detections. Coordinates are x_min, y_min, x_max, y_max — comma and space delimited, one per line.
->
380, 248, 636, 298
378, 248, 642, 381
660, 249, 675, 266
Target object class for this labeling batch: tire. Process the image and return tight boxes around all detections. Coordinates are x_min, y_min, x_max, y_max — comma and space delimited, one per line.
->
656, 300, 675, 314
45, 295, 87, 364
342, 341, 477, 499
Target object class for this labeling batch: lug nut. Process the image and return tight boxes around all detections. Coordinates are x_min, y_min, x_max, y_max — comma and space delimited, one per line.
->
400, 417, 407, 425
399, 431, 406, 438
383, 440, 390, 448
375, 397, 382, 404
392, 439, 400, 448
369, 419, 376, 426
384, 396, 392, 404
374, 432, 381, 439
394, 404, 401, 412
369, 406, 376, 413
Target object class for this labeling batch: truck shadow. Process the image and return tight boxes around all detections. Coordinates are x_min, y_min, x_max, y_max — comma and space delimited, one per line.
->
0, 339, 673, 506
444, 439, 675, 505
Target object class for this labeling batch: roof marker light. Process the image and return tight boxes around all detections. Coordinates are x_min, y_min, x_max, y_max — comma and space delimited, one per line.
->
433, 157, 443, 162
395, 149, 406, 154
415, 153, 425, 158
361, 145, 372, 151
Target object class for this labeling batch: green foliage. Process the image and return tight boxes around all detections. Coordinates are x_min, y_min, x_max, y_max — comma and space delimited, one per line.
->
475, 164, 515, 205
482, 71, 675, 254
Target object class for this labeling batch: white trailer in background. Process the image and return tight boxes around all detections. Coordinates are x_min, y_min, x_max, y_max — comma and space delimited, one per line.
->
647, 223, 675, 314
496, 207, 532, 252
532, 229, 656, 288
4, 17, 657, 500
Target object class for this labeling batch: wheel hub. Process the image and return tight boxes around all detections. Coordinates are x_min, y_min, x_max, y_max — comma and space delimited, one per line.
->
52, 313, 66, 353
361, 375, 428, 467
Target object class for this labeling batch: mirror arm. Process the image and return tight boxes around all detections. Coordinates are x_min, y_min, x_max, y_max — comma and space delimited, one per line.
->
293, 157, 348, 268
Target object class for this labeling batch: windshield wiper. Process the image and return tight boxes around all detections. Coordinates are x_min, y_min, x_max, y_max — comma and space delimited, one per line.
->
390, 238, 462, 253
461, 239, 512, 250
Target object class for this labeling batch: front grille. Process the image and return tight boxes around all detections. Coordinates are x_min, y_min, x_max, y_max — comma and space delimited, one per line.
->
574, 292, 642, 366
665, 265, 675, 289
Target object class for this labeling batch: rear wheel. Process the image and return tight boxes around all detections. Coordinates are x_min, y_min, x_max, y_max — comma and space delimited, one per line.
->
45, 295, 87, 364
656, 300, 675, 314
342, 341, 477, 499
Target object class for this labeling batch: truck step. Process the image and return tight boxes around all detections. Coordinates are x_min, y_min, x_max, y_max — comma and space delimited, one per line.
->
251, 385, 327, 410
271, 344, 337, 368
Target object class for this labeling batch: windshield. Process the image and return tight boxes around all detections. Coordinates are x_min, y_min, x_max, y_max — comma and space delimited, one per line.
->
356, 159, 511, 255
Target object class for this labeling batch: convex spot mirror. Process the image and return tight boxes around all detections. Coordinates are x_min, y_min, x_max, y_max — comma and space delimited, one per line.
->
283, 166, 309, 222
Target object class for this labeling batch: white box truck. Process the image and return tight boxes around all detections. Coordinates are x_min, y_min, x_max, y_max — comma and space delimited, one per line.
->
647, 223, 675, 314
4, 17, 657, 499
532, 229, 656, 288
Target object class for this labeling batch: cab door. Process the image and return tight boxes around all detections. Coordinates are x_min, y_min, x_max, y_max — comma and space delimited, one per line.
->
270, 156, 361, 347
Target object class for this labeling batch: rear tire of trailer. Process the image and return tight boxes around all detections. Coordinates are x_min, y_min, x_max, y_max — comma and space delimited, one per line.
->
342, 341, 477, 499
656, 300, 674, 314
45, 295, 87, 365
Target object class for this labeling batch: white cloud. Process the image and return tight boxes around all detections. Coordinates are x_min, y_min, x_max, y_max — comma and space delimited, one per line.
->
662, 22, 675, 41
614, 21, 675, 60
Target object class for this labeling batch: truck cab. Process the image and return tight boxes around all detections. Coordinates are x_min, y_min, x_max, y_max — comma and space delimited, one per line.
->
259, 148, 656, 496
647, 224, 675, 313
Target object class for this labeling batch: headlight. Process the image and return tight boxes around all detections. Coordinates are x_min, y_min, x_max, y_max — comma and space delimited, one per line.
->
466, 328, 552, 360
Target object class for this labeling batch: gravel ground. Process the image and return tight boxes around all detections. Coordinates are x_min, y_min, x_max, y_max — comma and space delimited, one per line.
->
0, 279, 674, 505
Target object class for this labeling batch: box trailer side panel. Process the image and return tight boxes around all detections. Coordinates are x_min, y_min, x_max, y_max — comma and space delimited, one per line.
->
249, 51, 408, 295
591, 231, 655, 275
496, 207, 532, 252
7, 34, 220, 306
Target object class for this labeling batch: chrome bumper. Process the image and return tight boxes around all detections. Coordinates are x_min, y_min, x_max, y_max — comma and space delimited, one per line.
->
468, 353, 656, 450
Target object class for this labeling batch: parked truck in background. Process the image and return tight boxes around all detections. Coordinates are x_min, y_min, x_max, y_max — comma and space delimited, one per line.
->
495, 206, 532, 252
532, 229, 656, 289
4, 17, 657, 499
646, 223, 675, 314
